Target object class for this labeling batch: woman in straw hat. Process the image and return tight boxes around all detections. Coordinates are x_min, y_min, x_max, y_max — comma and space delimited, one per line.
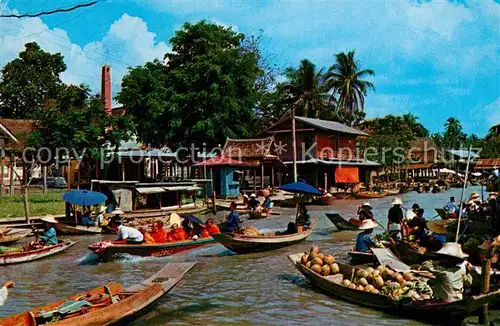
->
387, 197, 404, 240
357, 202, 374, 221
30, 215, 58, 248
355, 219, 379, 253
421, 242, 473, 302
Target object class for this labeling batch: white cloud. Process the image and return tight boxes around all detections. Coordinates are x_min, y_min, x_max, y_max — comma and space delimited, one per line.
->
0, 7, 169, 98
483, 97, 500, 127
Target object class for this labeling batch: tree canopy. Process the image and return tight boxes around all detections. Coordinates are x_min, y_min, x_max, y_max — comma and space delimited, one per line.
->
117, 21, 263, 148
0, 42, 67, 118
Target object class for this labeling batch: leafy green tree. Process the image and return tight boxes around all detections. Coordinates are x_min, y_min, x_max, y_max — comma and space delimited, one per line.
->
324, 50, 374, 125
0, 42, 67, 118
118, 21, 262, 148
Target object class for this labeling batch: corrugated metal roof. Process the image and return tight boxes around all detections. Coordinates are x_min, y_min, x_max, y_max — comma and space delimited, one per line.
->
284, 158, 380, 166
295, 116, 369, 136
136, 187, 166, 194
447, 149, 479, 159
475, 158, 500, 169
222, 137, 274, 158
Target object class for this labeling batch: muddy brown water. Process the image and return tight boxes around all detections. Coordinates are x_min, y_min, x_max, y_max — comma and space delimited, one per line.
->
0, 186, 494, 325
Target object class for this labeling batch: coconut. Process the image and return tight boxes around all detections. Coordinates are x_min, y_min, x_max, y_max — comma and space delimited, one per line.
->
377, 265, 387, 273
312, 257, 324, 266
383, 269, 395, 280
329, 263, 340, 274
374, 276, 384, 289
342, 279, 352, 287
357, 269, 369, 279
309, 252, 319, 260
403, 272, 413, 281
365, 284, 375, 292
310, 246, 321, 255
358, 277, 369, 287
366, 267, 375, 274
301, 254, 310, 265
348, 283, 357, 289
311, 264, 322, 274
305, 261, 312, 268
395, 273, 405, 285
371, 270, 381, 278
321, 265, 330, 276
323, 255, 335, 265
370, 288, 380, 295
356, 285, 365, 291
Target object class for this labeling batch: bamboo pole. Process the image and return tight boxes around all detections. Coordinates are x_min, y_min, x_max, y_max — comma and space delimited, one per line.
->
455, 145, 472, 243
479, 258, 491, 325
0, 159, 4, 196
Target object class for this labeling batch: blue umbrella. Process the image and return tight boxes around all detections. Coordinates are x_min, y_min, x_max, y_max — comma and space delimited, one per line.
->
62, 190, 107, 206
179, 214, 204, 226
279, 180, 323, 196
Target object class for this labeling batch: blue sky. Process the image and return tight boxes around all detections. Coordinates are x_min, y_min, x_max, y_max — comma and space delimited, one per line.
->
1, 0, 499, 136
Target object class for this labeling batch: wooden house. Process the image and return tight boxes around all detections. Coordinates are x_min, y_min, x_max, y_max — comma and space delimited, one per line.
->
259, 116, 379, 190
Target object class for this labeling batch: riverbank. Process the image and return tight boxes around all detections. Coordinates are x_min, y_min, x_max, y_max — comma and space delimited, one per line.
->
0, 189, 65, 218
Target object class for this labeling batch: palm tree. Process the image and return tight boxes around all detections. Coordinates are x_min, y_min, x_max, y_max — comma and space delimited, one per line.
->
443, 117, 465, 150
325, 51, 375, 119
279, 59, 330, 118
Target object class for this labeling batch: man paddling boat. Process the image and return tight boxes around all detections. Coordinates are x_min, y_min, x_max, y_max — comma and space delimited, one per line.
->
387, 198, 405, 240
357, 202, 374, 221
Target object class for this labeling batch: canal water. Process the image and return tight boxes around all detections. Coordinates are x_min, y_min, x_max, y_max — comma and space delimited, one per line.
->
0, 186, 492, 325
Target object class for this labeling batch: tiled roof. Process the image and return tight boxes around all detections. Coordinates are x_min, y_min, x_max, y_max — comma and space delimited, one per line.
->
295, 116, 369, 136
475, 158, 500, 169
222, 137, 275, 158
0, 118, 38, 144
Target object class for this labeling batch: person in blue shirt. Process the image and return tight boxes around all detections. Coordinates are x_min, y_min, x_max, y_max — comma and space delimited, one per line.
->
355, 219, 378, 253
220, 202, 239, 232
39, 216, 58, 246
443, 196, 459, 218
262, 195, 273, 214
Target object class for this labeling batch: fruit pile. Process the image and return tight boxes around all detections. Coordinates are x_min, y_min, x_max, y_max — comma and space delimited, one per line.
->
300, 246, 433, 301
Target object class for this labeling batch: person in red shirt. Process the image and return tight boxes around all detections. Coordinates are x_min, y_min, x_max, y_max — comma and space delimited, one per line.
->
170, 223, 189, 241
150, 221, 172, 243
202, 218, 220, 237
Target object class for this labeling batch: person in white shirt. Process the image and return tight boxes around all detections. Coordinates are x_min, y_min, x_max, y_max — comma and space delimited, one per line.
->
112, 219, 143, 244
0, 281, 15, 307
406, 203, 419, 221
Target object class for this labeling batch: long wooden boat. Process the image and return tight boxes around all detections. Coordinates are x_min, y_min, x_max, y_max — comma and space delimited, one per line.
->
0, 227, 12, 235
0, 241, 75, 265
88, 237, 215, 260
288, 253, 500, 323
347, 250, 375, 264
435, 208, 446, 219
0, 229, 32, 246
330, 192, 351, 199
311, 195, 334, 206
325, 213, 359, 231
0, 262, 196, 326
211, 221, 315, 254
387, 241, 444, 265
356, 192, 386, 199
54, 222, 103, 235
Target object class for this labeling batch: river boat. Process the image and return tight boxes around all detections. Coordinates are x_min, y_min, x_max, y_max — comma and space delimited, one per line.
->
311, 195, 334, 205
0, 227, 12, 235
325, 213, 359, 231
387, 241, 444, 265
54, 222, 103, 235
211, 221, 315, 254
88, 237, 215, 259
356, 192, 386, 199
0, 229, 32, 246
0, 241, 75, 265
0, 262, 196, 326
288, 253, 500, 323
347, 250, 375, 264
330, 192, 352, 199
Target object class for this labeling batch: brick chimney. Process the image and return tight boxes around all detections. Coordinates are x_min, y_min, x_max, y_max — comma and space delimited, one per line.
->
101, 65, 112, 115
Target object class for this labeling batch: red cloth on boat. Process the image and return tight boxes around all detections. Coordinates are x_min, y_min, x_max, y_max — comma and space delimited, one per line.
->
150, 229, 171, 243
205, 225, 220, 236
170, 228, 188, 241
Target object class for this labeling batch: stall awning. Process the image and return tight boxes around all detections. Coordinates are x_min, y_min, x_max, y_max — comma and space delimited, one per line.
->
194, 156, 260, 167
163, 186, 202, 191
334, 166, 359, 183
136, 187, 166, 194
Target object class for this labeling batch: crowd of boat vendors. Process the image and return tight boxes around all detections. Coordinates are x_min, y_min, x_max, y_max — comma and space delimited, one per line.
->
1, 180, 500, 324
